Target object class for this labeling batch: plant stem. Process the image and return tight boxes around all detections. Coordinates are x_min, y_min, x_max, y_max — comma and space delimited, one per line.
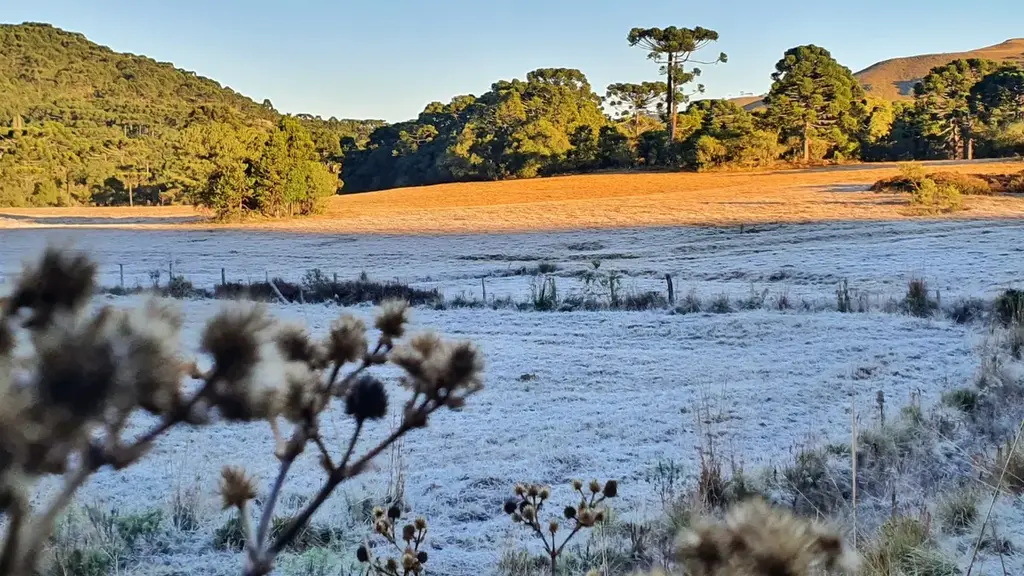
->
256, 452, 296, 546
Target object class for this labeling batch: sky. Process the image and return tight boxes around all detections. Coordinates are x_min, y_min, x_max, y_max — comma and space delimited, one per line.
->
4, 0, 1024, 123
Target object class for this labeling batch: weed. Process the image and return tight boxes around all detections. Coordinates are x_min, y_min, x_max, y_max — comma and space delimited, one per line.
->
941, 388, 979, 414
708, 294, 732, 314
621, 291, 668, 311
170, 480, 202, 533
935, 488, 979, 533
674, 289, 702, 314
989, 440, 1024, 493
905, 278, 937, 318
994, 288, 1024, 326
947, 297, 987, 324
837, 278, 853, 313
862, 516, 958, 576
531, 276, 559, 311
213, 514, 247, 551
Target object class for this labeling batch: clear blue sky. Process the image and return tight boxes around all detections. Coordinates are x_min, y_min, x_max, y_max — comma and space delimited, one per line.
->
5, 0, 1023, 123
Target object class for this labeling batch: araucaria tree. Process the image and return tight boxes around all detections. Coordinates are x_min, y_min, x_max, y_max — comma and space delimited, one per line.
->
604, 82, 667, 138
913, 58, 999, 160
627, 27, 727, 141
763, 45, 865, 162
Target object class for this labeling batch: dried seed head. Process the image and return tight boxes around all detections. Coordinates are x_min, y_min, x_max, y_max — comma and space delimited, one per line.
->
414, 517, 427, 531
356, 545, 370, 563
375, 300, 409, 341
409, 332, 442, 358
602, 480, 618, 498
522, 505, 536, 523
326, 315, 367, 365
373, 506, 385, 519
275, 323, 322, 367
219, 466, 257, 510
280, 363, 323, 423
578, 509, 596, 527
388, 505, 402, 520
35, 310, 117, 422
589, 480, 601, 494
563, 506, 576, 520
677, 499, 860, 576
527, 484, 539, 498
201, 303, 273, 383
385, 558, 398, 572
514, 483, 526, 497
109, 299, 187, 416
402, 523, 416, 541
402, 552, 416, 570
549, 519, 559, 533
345, 376, 388, 422
416, 550, 428, 564
539, 486, 551, 500
504, 499, 518, 515
572, 479, 583, 491
6, 248, 96, 329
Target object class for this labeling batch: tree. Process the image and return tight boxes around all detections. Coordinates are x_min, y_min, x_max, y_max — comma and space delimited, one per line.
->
970, 65, 1024, 127
913, 58, 999, 159
763, 45, 865, 162
604, 82, 667, 138
627, 27, 726, 141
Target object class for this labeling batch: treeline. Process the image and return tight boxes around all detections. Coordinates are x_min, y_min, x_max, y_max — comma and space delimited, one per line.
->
2, 22, 1023, 214
343, 35, 1024, 193
0, 22, 383, 213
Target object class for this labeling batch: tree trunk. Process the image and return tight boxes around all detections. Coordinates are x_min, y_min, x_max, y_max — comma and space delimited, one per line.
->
967, 137, 974, 161
802, 122, 810, 162
128, 183, 134, 207
667, 52, 676, 141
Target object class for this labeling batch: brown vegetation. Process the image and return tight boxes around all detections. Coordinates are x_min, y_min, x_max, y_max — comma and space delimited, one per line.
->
1, 161, 1022, 235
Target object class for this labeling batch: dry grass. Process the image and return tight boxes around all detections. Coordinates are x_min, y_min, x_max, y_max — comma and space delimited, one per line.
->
1, 161, 1023, 235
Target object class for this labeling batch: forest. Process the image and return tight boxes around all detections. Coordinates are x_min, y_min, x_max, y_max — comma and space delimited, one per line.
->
2, 22, 1023, 215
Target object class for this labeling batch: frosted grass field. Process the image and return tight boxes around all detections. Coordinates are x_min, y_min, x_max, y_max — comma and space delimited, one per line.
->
2, 218, 1023, 575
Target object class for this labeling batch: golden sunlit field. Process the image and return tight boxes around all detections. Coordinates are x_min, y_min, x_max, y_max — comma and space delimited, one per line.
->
1, 160, 1023, 234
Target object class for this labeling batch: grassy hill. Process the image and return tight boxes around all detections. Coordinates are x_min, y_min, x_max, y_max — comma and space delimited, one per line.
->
856, 38, 1024, 100
731, 38, 1024, 109
0, 22, 383, 207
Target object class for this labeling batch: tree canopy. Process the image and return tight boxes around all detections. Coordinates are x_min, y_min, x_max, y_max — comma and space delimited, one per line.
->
763, 45, 866, 161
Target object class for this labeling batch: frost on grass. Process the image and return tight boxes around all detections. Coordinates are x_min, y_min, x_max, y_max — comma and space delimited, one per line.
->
0, 246, 484, 576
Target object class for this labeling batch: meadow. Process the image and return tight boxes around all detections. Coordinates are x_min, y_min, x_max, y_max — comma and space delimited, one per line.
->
2, 161, 1024, 575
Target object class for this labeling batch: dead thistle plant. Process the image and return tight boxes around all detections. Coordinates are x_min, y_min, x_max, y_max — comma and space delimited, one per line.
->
356, 506, 431, 575
0, 246, 484, 576
502, 480, 619, 576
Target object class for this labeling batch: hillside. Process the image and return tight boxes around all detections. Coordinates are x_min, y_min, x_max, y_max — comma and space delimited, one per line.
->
856, 38, 1024, 100
0, 22, 383, 207
730, 38, 1024, 108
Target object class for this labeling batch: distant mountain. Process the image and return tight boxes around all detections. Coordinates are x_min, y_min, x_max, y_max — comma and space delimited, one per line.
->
729, 38, 1024, 109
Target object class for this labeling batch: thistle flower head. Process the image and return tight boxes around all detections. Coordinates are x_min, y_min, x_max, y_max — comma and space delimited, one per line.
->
373, 506, 385, 519
676, 499, 860, 576
35, 310, 117, 424
326, 315, 366, 365
345, 375, 388, 422
602, 479, 618, 498
394, 339, 483, 410
5, 248, 96, 329
275, 323, 324, 368
522, 505, 536, 523
572, 479, 583, 491
589, 480, 601, 494
414, 517, 427, 531
549, 519, 559, 533
201, 303, 273, 384
402, 523, 416, 541
375, 300, 409, 341
219, 465, 257, 510
280, 362, 324, 423
108, 298, 187, 416
539, 486, 551, 500
504, 499, 518, 514
416, 551, 428, 564
563, 506, 576, 520
356, 545, 370, 563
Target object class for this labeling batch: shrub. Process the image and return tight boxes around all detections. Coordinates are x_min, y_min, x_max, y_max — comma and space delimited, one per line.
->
928, 171, 992, 195
675, 290, 702, 314
708, 294, 732, 314
910, 178, 963, 213
994, 288, 1024, 326
836, 279, 853, 313
905, 278, 937, 318
621, 291, 668, 311
941, 388, 979, 414
531, 276, 559, 311
990, 439, 1024, 493
947, 297, 986, 324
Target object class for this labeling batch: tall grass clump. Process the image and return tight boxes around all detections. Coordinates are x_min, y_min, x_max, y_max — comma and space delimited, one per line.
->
904, 278, 938, 318
0, 246, 485, 576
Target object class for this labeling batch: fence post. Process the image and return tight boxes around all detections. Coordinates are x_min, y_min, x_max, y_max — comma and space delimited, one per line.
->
665, 274, 675, 305
334, 272, 338, 284
168, 260, 173, 281
221, 267, 226, 286
481, 278, 487, 302
119, 264, 124, 288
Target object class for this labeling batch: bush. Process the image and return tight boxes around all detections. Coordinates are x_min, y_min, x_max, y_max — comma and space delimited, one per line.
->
936, 489, 979, 533
904, 278, 937, 318
941, 388, 979, 414
862, 517, 958, 576
910, 178, 963, 213
621, 291, 668, 311
928, 171, 992, 195
947, 297, 986, 324
994, 288, 1024, 326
